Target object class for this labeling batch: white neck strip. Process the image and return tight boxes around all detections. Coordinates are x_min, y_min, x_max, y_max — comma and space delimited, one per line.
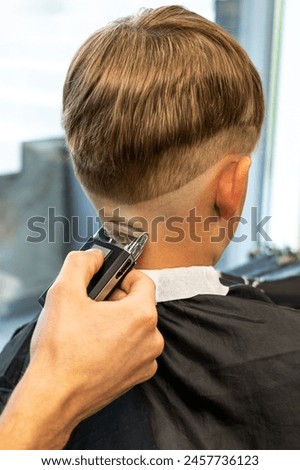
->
140, 266, 228, 303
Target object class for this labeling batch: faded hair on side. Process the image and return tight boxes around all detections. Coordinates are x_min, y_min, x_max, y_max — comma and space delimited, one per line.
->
62, 5, 264, 204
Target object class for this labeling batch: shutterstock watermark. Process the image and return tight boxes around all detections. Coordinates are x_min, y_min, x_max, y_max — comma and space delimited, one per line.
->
26, 207, 272, 244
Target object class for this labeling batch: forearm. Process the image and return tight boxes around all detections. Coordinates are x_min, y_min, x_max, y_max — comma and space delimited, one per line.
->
0, 361, 76, 450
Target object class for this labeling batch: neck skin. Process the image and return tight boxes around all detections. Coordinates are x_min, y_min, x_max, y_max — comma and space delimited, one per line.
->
90, 154, 251, 270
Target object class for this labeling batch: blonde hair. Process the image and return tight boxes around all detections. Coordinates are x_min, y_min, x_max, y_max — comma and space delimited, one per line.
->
63, 5, 264, 204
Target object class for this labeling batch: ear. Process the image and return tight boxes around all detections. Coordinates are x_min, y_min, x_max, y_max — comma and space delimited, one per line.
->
215, 156, 251, 220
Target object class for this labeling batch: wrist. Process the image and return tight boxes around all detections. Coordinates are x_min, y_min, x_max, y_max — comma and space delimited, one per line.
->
0, 359, 78, 449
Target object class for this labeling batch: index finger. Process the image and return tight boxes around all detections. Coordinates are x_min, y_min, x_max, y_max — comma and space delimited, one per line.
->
55, 249, 105, 294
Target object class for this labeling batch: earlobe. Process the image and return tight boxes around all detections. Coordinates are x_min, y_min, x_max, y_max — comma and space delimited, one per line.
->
215, 156, 251, 220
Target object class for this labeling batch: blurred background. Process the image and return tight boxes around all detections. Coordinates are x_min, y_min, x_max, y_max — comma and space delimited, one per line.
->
1, 0, 300, 349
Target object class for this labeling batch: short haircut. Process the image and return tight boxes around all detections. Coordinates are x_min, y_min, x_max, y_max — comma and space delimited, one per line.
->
62, 5, 264, 204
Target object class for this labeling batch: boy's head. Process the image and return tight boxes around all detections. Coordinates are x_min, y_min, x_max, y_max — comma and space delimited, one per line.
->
62, 5, 264, 207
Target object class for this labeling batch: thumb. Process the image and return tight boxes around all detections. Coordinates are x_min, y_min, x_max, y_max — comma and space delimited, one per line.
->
118, 269, 156, 307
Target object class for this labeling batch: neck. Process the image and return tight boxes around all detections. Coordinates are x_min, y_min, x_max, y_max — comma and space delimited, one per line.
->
135, 235, 219, 270
96, 192, 228, 270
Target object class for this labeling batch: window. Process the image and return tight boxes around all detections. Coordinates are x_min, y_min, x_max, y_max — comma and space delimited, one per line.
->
266, 0, 300, 249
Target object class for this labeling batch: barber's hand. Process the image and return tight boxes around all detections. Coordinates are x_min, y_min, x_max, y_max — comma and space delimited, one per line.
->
0, 250, 163, 450
30, 249, 164, 423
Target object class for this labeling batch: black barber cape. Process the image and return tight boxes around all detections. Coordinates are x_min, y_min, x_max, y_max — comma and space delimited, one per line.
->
1, 284, 300, 449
